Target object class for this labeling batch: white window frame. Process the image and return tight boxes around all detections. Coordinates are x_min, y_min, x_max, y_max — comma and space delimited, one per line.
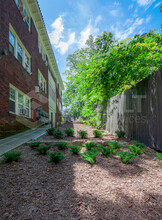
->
38, 70, 47, 94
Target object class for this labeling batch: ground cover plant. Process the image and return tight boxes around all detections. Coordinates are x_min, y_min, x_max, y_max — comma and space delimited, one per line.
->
69, 146, 82, 154
127, 145, 144, 155
53, 129, 63, 139
154, 152, 162, 159
35, 145, 52, 155
1, 152, 22, 164
93, 130, 103, 138
107, 142, 122, 154
83, 142, 98, 150
117, 151, 137, 164
115, 130, 126, 138
133, 141, 145, 148
55, 142, 67, 150
81, 148, 99, 164
46, 128, 55, 135
64, 128, 74, 137
78, 130, 88, 139
48, 152, 65, 163
99, 145, 111, 157
29, 141, 41, 149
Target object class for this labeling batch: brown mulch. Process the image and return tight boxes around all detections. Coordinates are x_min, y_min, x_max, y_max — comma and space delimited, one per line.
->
0, 123, 162, 220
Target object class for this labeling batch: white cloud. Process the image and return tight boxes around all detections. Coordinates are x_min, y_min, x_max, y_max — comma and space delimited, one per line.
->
128, 4, 134, 10
137, 0, 156, 7
146, 14, 152, 23
95, 15, 102, 26
111, 17, 144, 41
110, 9, 119, 17
78, 21, 99, 48
114, 1, 120, 6
154, 1, 162, 8
49, 15, 76, 55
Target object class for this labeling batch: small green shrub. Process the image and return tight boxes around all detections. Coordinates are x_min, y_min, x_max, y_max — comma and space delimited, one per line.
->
69, 146, 82, 154
107, 142, 122, 155
83, 142, 98, 150
46, 128, 55, 135
127, 145, 144, 155
133, 141, 145, 148
78, 130, 88, 139
64, 128, 74, 137
29, 141, 41, 149
55, 142, 67, 150
1, 152, 22, 163
154, 152, 162, 159
99, 145, 111, 157
48, 152, 65, 163
35, 145, 52, 155
118, 151, 137, 164
81, 148, 99, 164
93, 130, 103, 138
53, 129, 63, 139
115, 130, 126, 138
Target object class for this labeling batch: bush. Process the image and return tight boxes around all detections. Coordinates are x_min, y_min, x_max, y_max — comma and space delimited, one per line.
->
46, 128, 55, 135
29, 141, 41, 149
107, 142, 122, 155
81, 148, 99, 164
115, 130, 126, 138
154, 152, 162, 159
93, 130, 103, 138
64, 128, 74, 137
53, 129, 63, 139
55, 142, 67, 150
118, 151, 137, 164
133, 141, 145, 148
127, 145, 144, 155
48, 152, 65, 163
99, 145, 111, 157
1, 152, 22, 163
83, 142, 98, 150
35, 145, 52, 155
69, 146, 82, 154
78, 130, 88, 139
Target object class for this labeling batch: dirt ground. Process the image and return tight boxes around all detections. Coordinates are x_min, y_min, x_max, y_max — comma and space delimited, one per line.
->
0, 123, 162, 220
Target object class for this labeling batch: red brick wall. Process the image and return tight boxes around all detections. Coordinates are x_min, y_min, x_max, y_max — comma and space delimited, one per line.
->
0, 0, 49, 123
56, 84, 62, 125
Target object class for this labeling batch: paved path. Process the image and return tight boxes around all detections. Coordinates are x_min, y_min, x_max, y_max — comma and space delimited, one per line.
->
0, 125, 50, 156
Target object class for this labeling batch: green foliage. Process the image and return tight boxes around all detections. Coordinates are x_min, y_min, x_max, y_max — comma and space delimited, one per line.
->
107, 142, 123, 155
29, 141, 41, 149
93, 130, 103, 138
115, 130, 126, 138
1, 152, 21, 163
63, 30, 162, 125
81, 148, 99, 164
127, 145, 144, 155
133, 141, 145, 148
154, 152, 162, 159
83, 142, 98, 150
78, 130, 88, 139
46, 128, 55, 135
53, 129, 63, 139
69, 146, 82, 154
118, 151, 137, 164
55, 142, 67, 150
48, 152, 65, 163
64, 128, 74, 137
36, 145, 52, 155
99, 145, 111, 157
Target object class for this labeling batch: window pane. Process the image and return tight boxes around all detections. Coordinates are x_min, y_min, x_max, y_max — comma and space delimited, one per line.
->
25, 53, 30, 71
9, 87, 15, 101
17, 44, 22, 55
18, 93, 23, 104
9, 43, 14, 55
9, 100, 15, 113
9, 31, 15, 46
25, 98, 29, 108
26, 108, 29, 117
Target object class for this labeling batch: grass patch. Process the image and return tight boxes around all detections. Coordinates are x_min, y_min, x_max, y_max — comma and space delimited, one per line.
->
133, 141, 145, 148
154, 152, 162, 159
127, 145, 144, 155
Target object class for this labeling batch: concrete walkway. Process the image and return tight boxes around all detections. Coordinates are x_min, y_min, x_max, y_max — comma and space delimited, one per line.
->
0, 125, 50, 156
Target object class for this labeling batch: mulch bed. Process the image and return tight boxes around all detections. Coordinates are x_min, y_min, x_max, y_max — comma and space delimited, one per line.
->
0, 123, 162, 220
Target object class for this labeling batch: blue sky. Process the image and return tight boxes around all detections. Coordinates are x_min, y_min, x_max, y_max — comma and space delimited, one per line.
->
37, 0, 162, 80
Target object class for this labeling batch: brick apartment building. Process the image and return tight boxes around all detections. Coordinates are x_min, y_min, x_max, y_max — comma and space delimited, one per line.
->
0, 0, 64, 131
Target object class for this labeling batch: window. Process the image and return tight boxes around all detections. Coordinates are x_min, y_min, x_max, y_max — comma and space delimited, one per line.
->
17, 43, 23, 64
9, 31, 15, 55
23, 7, 30, 29
38, 71, 47, 93
25, 97, 30, 117
18, 93, 23, 112
9, 87, 16, 113
25, 53, 30, 72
